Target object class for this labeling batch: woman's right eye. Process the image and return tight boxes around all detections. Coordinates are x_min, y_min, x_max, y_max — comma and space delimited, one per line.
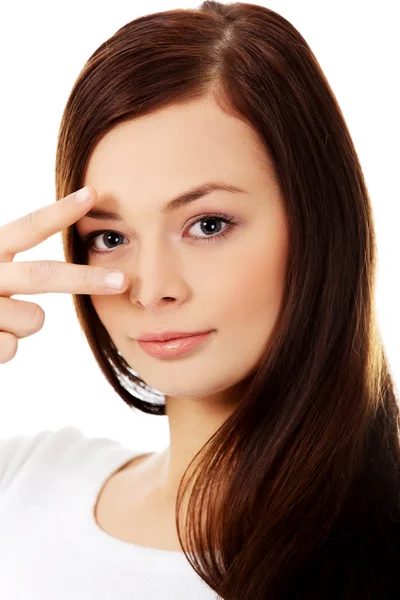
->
81, 230, 127, 256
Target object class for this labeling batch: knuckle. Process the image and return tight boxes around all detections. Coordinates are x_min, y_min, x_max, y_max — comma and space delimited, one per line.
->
27, 303, 45, 332
84, 266, 96, 288
29, 260, 54, 284
0, 332, 18, 364
16, 302, 45, 336
22, 209, 40, 229
3, 299, 45, 336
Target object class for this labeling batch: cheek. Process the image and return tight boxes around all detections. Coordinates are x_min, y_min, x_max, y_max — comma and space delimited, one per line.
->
217, 231, 288, 369
215, 225, 288, 325
89, 295, 124, 329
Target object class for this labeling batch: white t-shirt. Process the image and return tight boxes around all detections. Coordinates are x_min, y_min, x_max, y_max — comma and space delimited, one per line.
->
0, 426, 219, 599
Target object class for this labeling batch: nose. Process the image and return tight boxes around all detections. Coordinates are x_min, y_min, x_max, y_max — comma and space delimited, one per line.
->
127, 236, 191, 313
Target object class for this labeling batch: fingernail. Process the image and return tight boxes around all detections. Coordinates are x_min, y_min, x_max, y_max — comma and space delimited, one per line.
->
75, 186, 91, 203
104, 272, 125, 290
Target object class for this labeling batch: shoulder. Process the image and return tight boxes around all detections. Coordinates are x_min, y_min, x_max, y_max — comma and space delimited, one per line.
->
0, 426, 94, 492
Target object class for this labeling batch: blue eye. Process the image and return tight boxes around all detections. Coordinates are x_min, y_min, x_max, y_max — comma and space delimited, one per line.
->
80, 213, 238, 256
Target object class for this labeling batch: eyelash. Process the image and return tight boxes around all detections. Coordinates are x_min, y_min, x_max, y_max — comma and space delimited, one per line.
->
80, 213, 238, 256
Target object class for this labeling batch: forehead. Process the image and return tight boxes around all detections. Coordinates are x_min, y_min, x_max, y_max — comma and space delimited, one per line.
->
83, 96, 272, 196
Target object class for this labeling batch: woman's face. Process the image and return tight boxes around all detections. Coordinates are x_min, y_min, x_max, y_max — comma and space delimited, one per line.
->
76, 95, 288, 404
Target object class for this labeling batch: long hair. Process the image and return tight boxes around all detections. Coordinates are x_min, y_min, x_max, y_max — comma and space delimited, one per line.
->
55, 2, 400, 598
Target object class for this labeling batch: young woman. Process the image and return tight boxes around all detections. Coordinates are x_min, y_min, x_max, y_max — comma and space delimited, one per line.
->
0, 2, 399, 598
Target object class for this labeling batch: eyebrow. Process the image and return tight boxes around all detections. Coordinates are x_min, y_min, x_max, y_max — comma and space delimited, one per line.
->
82, 182, 247, 222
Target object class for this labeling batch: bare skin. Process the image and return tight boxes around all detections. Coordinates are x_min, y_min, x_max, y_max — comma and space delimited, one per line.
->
94, 451, 184, 551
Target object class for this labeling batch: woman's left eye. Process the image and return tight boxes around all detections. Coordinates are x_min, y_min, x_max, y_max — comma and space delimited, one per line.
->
80, 213, 238, 256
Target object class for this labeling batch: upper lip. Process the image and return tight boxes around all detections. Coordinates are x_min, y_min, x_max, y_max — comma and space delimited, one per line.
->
136, 330, 212, 342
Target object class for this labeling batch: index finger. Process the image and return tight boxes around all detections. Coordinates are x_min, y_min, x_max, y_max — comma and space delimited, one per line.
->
0, 186, 96, 262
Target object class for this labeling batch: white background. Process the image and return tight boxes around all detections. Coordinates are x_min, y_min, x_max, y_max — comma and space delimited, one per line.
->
0, 0, 398, 450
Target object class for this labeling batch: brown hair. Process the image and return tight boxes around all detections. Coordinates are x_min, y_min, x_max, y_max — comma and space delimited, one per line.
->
55, 2, 400, 598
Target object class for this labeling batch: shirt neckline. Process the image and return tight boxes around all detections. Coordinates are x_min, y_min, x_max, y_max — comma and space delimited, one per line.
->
66, 440, 196, 574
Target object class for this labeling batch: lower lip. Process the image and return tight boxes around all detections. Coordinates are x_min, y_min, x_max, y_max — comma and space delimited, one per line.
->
137, 331, 213, 358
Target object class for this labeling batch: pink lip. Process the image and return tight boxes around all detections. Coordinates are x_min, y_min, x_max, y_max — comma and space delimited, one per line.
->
137, 331, 213, 358
136, 330, 212, 342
